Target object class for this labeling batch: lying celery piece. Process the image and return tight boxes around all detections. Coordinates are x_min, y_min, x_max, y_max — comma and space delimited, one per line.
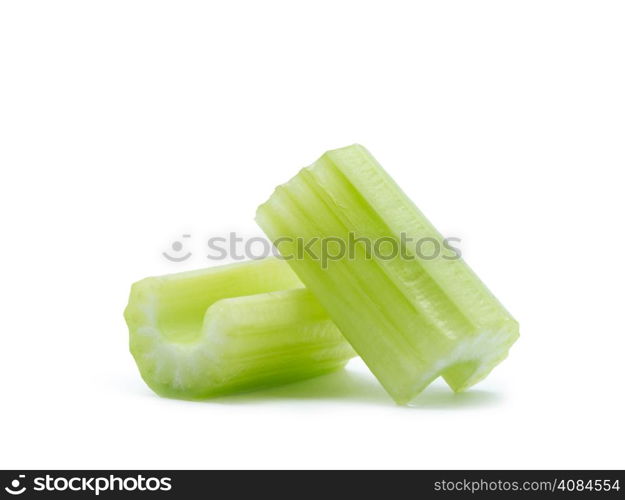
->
124, 258, 355, 400
256, 145, 519, 404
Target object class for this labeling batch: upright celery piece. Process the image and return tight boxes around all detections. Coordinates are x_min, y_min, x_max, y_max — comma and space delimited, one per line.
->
256, 145, 519, 404
124, 258, 355, 400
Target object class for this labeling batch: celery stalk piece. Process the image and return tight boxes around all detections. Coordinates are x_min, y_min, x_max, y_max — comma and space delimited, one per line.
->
124, 258, 355, 400
256, 145, 519, 404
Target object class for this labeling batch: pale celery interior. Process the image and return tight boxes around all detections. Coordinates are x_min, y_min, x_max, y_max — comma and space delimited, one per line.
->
154, 258, 302, 343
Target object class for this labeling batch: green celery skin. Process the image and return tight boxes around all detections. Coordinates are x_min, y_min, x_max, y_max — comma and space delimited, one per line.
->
124, 258, 355, 400
256, 145, 519, 405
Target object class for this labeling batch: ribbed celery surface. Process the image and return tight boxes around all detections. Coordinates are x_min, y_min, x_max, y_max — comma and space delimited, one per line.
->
124, 258, 355, 400
256, 145, 519, 404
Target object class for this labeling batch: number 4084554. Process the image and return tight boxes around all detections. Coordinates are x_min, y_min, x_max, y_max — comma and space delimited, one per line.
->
556, 479, 620, 492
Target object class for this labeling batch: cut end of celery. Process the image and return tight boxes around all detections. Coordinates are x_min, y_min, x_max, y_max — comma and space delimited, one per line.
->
371, 322, 519, 405
402, 319, 519, 404
124, 259, 355, 400
441, 320, 519, 394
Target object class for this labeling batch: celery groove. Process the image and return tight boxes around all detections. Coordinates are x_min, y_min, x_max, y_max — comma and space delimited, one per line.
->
256, 145, 519, 404
124, 258, 355, 400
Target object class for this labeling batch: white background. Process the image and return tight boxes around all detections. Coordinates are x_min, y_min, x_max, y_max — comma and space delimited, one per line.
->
1, 1, 624, 470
